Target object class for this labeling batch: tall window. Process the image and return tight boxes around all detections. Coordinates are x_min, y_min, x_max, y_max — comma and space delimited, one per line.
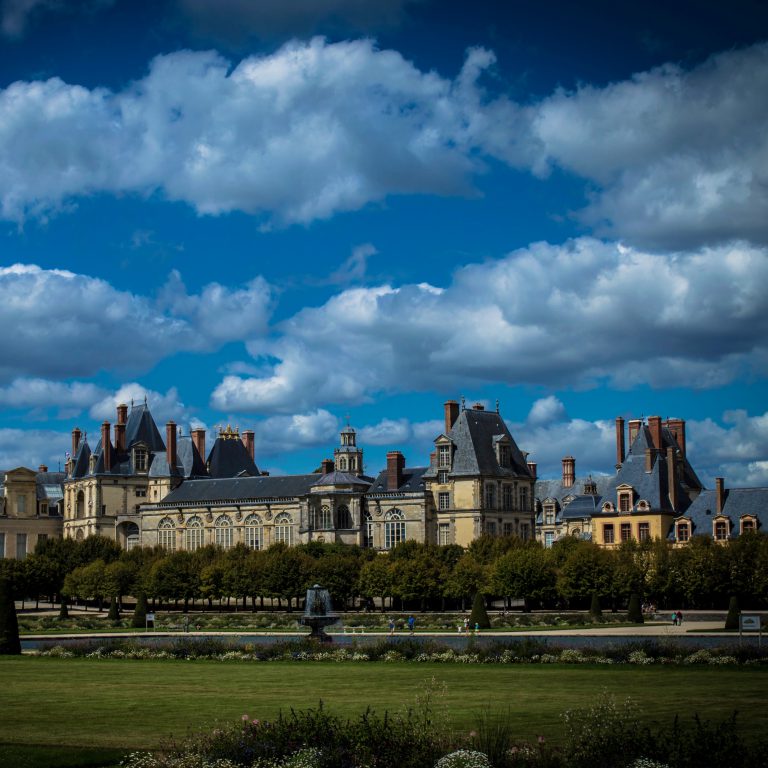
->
438, 445, 451, 468
638, 522, 650, 541
158, 517, 176, 551
620, 522, 632, 541
544, 531, 554, 548
363, 510, 374, 548
484, 483, 496, 509
438, 492, 450, 510
437, 470, 449, 485
499, 445, 510, 467
244, 514, 263, 550
337, 456, 347, 471
319, 505, 332, 529
126, 524, 139, 550
503, 485, 513, 511
676, 522, 689, 542
438, 523, 450, 545
134, 448, 148, 472
215, 515, 233, 549
336, 504, 351, 529
486, 521, 497, 536
519, 523, 530, 540
16, 533, 27, 559
185, 516, 204, 551
16, 495, 26, 515
384, 509, 406, 549
274, 512, 293, 545
714, 520, 728, 541
603, 524, 615, 544
741, 518, 755, 534
544, 505, 555, 525
619, 492, 632, 513
503, 522, 513, 537
518, 487, 528, 511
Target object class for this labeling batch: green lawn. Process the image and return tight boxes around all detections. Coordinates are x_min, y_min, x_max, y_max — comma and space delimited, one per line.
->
1, 658, 765, 766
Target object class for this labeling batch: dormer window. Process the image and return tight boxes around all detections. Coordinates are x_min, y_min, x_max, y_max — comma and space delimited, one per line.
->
438, 445, 451, 468
714, 519, 729, 541
134, 447, 148, 473
499, 445, 510, 467
741, 517, 756, 534
618, 490, 633, 513
676, 522, 690, 542
544, 501, 556, 526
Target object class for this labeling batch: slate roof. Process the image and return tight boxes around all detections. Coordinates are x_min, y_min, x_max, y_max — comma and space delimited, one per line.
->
35, 471, 66, 502
158, 474, 319, 505
424, 408, 532, 478
680, 487, 768, 538
124, 402, 166, 452
71, 439, 91, 478
367, 467, 429, 495
206, 436, 260, 478
312, 471, 371, 487
148, 436, 207, 479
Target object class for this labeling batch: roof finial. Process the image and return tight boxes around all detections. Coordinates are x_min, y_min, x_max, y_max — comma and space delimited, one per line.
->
345, 412, 350, 426
144, 394, 147, 405
496, 399, 500, 413
131, 398, 134, 407
461, 395, 466, 410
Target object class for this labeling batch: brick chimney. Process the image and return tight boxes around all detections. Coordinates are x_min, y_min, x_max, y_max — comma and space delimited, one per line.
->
116, 403, 128, 425
615, 417, 625, 466
191, 428, 206, 463
527, 461, 537, 480
71, 427, 82, 457
645, 448, 654, 473
665, 418, 686, 458
101, 421, 111, 472
648, 415, 662, 452
38, 464, 48, 473
387, 451, 405, 491
166, 421, 177, 470
472, 402, 485, 410
320, 458, 334, 474
715, 477, 726, 514
667, 447, 678, 511
241, 429, 255, 460
444, 400, 459, 433
115, 422, 126, 453
562, 456, 575, 488
628, 419, 642, 447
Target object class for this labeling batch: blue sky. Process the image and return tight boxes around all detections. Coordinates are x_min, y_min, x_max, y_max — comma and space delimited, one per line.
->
1, 0, 767, 487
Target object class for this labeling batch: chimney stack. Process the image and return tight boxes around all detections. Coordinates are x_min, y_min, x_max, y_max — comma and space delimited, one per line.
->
667, 447, 678, 511
387, 451, 405, 491
716, 477, 726, 514
71, 427, 82, 457
645, 448, 654, 473
562, 456, 575, 488
166, 421, 177, 470
615, 417, 625, 466
472, 402, 485, 411
648, 415, 662, 452
320, 458, 334, 474
444, 400, 459, 433
191, 428, 206, 463
115, 423, 126, 453
628, 419, 642, 448
527, 461, 537, 480
665, 418, 686, 458
38, 464, 48, 473
116, 403, 128, 425
241, 429, 255, 460
101, 421, 111, 472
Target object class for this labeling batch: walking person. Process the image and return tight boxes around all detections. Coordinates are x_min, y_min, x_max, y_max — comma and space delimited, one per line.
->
388, 618, 395, 636
671, 611, 678, 626
408, 615, 415, 635
676, 610, 683, 625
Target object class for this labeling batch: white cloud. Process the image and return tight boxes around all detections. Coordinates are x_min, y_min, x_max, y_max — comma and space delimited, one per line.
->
0, 263, 272, 381
88, 383, 188, 425
0, 378, 104, 411
526, 395, 566, 427
252, 408, 339, 456
0, 427, 69, 471
326, 243, 377, 285
211, 238, 768, 412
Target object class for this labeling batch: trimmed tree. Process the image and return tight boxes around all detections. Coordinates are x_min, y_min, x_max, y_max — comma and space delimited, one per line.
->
590, 592, 603, 619
469, 591, 491, 629
58, 598, 69, 619
107, 595, 120, 623
0, 575, 21, 655
725, 595, 740, 630
627, 593, 643, 623
132, 592, 148, 628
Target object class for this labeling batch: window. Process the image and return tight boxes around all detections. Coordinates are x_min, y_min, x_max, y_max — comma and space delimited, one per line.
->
638, 522, 650, 541
519, 523, 530, 540
274, 512, 293, 545
503, 485, 513, 511
48, 505, 58, 517
76, 491, 84, 519
319, 505, 332, 529
741, 518, 755, 534
185, 516, 204, 551
438, 492, 450, 511
619, 492, 632, 513
75, 529, 84, 541
676, 523, 690, 542
135, 489, 147, 497
215, 515, 233, 548
101, 504, 107, 516
486, 521, 497, 536
384, 509, 406, 549
437, 470, 449, 485
244, 514, 263, 550
503, 522, 513, 537
438, 445, 451, 468
438, 523, 450, 545
337, 456, 347, 471
363, 511, 374, 549
620, 523, 632, 542
484, 483, 496, 509
544, 506, 555, 525
158, 517, 176, 551
603, 524, 615, 544
16, 533, 28, 559
544, 531, 554, 548
519, 487, 529, 510
499, 445, 510, 466
336, 505, 351, 529
0, 532, 5, 558
714, 520, 728, 541
16, 495, 26, 516
126, 524, 139, 550
134, 448, 148, 472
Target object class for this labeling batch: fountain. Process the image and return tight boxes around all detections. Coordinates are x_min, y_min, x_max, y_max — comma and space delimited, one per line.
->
300, 584, 339, 643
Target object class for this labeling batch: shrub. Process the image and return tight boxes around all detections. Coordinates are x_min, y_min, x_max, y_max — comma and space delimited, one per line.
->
435, 750, 492, 768
132, 593, 148, 629
469, 594, 491, 630
589, 593, 602, 619
725, 596, 740, 630
0, 574, 21, 655
108, 596, 120, 623
627, 594, 643, 624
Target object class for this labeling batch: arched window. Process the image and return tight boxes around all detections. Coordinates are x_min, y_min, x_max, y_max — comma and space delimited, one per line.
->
337, 456, 347, 471
158, 517, 176, 551
384, 508, 406, 550
76, 491, 85, 519
363, 510, 374, 548
215, 515, 233, 549
126, 523, 140, 550
244, 513, 263, 550
185, 516, 204, 551
319, 505, 332, 529
75, 528, 84, 541
336, 504, 351, 529
274, 512, 293, 545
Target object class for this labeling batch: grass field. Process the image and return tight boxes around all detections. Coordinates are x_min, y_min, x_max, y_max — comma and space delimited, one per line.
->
1, 658, 766, 767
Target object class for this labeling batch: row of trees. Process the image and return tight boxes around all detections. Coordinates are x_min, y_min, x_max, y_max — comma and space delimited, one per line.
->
1, 532, 767, 613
